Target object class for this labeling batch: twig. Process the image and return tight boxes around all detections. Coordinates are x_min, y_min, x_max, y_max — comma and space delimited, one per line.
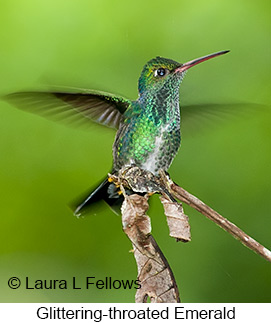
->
111, 165, 271, 303
168, 180, 271, 262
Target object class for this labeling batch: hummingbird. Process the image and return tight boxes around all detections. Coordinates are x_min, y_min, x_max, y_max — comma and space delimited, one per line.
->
4, 50, 229, 215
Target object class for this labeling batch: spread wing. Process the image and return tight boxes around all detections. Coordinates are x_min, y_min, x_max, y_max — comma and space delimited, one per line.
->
4, 90, 132, 129
181, 102, 269, 135
5, 90, 269, 133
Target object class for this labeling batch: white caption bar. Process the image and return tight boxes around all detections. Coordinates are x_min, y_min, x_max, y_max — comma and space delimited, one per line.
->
0, 303, 270, 323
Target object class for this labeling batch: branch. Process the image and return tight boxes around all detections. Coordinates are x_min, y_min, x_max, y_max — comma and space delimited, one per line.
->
110, 165, 271, 303
169, 181, 271, 262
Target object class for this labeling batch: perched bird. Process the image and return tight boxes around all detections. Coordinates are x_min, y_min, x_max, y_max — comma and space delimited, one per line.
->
4, 50, 229, 215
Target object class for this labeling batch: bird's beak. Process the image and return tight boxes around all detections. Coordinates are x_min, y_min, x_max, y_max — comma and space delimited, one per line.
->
175, 50, 230, 73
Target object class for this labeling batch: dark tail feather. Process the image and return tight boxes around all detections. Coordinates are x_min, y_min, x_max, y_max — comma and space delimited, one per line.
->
72, 177, 124, 216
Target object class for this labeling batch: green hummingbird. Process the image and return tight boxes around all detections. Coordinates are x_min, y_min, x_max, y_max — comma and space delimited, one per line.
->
5, 50, 229, 215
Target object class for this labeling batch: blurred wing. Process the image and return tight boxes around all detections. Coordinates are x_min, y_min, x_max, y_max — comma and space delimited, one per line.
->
4, 90, 132, 129
181, 102, 270, 136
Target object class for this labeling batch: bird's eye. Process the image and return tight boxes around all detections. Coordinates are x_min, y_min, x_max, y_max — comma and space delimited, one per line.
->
154, 67, 168, 77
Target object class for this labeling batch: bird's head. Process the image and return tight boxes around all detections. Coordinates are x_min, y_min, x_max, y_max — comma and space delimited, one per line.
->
138, 56, 182, 95
138, 50, 229, 96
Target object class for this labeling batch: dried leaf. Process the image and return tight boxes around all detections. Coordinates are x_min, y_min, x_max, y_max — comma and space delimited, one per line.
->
160, 195, 191, 242
121, 194, 180, 303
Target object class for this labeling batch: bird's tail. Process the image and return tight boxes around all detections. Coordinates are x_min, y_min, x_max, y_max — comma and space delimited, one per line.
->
72, 177, 124, 216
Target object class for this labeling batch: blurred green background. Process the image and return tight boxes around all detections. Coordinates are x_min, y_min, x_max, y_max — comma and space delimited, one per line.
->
0, 0, 270, 303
